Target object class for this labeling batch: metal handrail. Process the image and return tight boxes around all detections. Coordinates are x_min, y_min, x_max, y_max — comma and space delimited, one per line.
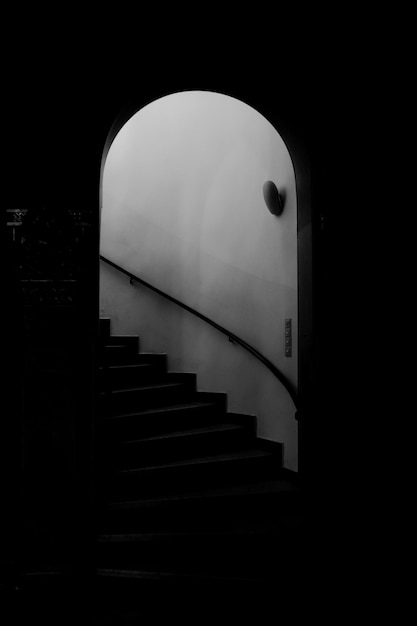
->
100, 254, 298, 409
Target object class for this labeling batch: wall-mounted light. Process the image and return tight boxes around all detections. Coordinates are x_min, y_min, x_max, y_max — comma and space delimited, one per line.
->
263, 181, 285, 216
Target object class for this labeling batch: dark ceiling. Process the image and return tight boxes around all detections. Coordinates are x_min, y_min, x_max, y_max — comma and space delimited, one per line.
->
3, 43, 340, 209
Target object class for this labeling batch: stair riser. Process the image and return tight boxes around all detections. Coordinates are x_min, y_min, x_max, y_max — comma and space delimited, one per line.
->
109, 427, 254, 469
100, 401, 234, 442
99, 492, 303, 533
100, 409, 225, 442
94, 572, 276, 598
107, 456, 280, 500
99, 318, 110, 338
98, 364, 163, 389
99, 370, 196, 392
94, 574, 297, 618
95, 534, 299, 578
99, 383, 196, 415
101, 398, 228, 429
100, 336, 139, 351
99, 346, 142, 366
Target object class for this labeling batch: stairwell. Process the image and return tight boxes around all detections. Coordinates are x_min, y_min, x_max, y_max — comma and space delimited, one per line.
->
93, 317, 306, 622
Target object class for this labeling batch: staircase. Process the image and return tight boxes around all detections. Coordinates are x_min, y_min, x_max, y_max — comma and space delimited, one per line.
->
93, 318, 306, 623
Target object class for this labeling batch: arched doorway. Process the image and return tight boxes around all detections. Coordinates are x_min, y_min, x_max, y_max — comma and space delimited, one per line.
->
99, 89, 314, 474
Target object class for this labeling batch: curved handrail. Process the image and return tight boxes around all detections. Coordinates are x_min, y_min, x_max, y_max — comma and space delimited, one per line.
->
100, 254, 298, 409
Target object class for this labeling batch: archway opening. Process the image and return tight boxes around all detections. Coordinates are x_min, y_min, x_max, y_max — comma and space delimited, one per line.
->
99, 90, 309, 471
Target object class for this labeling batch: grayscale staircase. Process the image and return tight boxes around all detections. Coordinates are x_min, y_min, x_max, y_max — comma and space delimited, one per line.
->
93, 317, 306, 622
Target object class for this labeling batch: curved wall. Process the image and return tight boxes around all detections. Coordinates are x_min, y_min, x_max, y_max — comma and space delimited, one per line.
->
100, 90, 298, 469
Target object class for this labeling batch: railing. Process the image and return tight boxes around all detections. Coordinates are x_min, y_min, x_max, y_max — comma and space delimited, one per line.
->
100, 254, 299, 410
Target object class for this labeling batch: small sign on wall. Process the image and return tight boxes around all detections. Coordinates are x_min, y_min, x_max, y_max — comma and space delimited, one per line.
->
285, 318, 292, 357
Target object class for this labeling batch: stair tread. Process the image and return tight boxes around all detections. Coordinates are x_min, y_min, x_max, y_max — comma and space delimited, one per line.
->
120, 423, 245, 445
97, 528, 284, 542
99, 363, 154, 370
99, 350, 166, 356
106, 476, 298, 509
100, 381, 186, 395
96, 567, 261, 583
116, 448, 274, 475
104, 401, 219, 419
104, 335, 138, 339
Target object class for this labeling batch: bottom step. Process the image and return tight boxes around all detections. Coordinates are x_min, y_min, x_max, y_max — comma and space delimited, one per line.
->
94, 567, 303, 621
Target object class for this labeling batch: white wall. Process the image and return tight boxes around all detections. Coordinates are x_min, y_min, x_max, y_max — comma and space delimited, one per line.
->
100, 91, 298, 470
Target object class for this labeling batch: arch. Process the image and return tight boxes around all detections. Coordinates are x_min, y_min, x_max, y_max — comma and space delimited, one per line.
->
99, 87, 314, 474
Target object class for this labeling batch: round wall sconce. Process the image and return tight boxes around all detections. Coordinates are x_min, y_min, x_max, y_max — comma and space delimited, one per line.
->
263, 181, 285, 216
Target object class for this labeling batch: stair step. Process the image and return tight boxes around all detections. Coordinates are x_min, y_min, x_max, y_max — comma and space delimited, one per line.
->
122, 422, 244, 444
110, 423, 253, 468
100, 399, 232, 439
94, 565, 300, 620
99, 366, 199, 391
100, 475, 301, 531
98, 363, 161, 389
117, 447, 274, 473
104, 400, 218, 420
133, 352, 167, 368
99, 338, 140, 365
96, 567, 261, 583
99, 318, 111, 337
107, 448, 282, 499
100, 345, 169, 366
108, 474, 299, 506
95, 566, 299, 601
94, 567, 299, 621
101, 381, 184, 394
98, 528, 280, 541
99, 345, 136, 365
99, 377, 197, 414
100, 335, 139, 347
95, 527, 300, 579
